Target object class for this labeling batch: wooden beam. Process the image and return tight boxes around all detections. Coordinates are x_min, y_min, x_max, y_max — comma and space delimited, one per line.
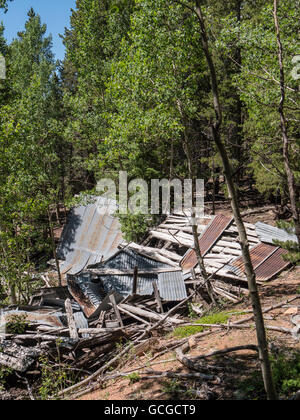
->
109, 294, 124, 328
65, 298, 79, 340
127, 242, 180, 265
149, 230, 193, 247
117, 305, 151, 325
89, 267, 182, 276
118, 303, 183, 324
153, 281, 164, 314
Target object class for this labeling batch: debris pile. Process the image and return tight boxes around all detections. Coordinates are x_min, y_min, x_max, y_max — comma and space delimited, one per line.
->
0, 198, 298, 399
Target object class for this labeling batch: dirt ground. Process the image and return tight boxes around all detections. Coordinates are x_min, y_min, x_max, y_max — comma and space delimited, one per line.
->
79, 265, 300, 401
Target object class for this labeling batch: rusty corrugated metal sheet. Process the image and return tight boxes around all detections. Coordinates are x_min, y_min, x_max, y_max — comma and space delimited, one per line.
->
229, 243, 290, 281
181, 214, 233, 271
57, 197, 124, 275
231, 243, 276, 274
255, 247, 290, 281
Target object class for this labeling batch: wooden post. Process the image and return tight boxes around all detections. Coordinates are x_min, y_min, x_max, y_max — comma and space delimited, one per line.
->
65, 299, 78, 340
153, 281, 164, 314
132, 266, 138, 296
109, 294, 124, 328
98, 311, 106, 328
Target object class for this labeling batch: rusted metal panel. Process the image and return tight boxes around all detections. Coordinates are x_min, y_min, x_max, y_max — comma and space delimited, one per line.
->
229, 243, 290, 281
255, 247, 290, 281
181, 214, 233, 271
231, 243, 276, 274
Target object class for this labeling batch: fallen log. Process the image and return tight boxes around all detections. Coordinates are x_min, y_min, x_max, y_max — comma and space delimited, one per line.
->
190, 345, 259, 360
237, 296, 300, 316
117, 306, 151, 326
241, 206, 276, 217
118, 304, 183, 325
72, 369, 220, 400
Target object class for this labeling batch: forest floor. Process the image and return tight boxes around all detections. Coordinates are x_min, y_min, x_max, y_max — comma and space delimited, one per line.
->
80, 265, 300, 401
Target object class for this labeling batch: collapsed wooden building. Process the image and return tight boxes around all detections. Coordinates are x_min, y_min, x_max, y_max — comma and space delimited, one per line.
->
1, 197, 298, 389
52, 197, 297, 320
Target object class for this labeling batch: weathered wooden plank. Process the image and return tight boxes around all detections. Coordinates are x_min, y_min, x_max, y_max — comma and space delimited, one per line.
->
109, 294, 124, 328
118, 304, 183, 325
153, 281, 164, 314
204, 260, 224, 269
216, 240, 242, 250
127, 243, 180, 266
155, 228, 196, 242
65, 298, 79, 340
226, 227, 259, 240
117, 305, 151, 326
211, 246, 242, 257
149, 230, 193, 247
205, 253, 232, 262
89, 267, 182, 275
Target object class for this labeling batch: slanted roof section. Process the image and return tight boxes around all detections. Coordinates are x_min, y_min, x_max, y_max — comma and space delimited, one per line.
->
57, 197, 124, 275
181, 214, 233, 271
228, 242, 290, 282
255, 222, 298, 245
100, 248, 170, 271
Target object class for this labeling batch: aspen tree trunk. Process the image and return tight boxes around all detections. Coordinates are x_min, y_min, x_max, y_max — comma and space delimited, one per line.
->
48, 207, 62, 287
273, 0, 300, 247
178, 100, 216, 303
194, 0, 277, 400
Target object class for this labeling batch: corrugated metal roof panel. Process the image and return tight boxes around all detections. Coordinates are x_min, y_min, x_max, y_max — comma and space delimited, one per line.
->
255, 247, 290, 281
229, 243, 290, 281
73, 311, 88, 331
57, 197, 124, 275
68, 248, 187, 315
102, 274, 157, 297
181, 214, 233, 271
102, 248, 170, 271
230, 243, 277, 276
158, 271, 187, 301
255, 222, 298, 245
